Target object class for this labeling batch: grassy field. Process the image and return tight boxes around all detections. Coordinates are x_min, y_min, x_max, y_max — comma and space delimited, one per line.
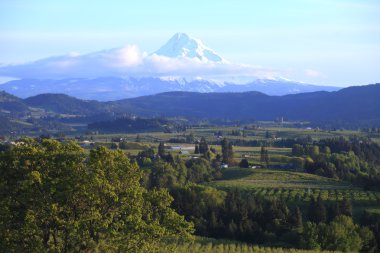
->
208, 168, 380, 210
210, 168, 354, 190
76, 125, 378, 143
76, 126, 380, 208
164, 237, 337, 253
73, 126, 380, 211
74, 125, 380, 158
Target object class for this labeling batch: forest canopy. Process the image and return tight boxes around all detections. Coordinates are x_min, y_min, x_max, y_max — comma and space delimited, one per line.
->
0, 139, 193, 252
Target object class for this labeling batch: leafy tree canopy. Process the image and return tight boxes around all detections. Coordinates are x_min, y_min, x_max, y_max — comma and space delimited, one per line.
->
0, 139, 193, 252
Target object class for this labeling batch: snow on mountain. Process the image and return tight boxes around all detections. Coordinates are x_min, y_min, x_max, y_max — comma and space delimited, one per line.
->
0, 77, 340, 101
0, 32, 276, 80
154, 33, 226, 62
0, 32, 341, 100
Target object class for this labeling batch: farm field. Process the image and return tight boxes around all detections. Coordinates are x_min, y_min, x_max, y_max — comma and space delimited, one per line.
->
3, 124, 380, 252
77, 126, 380, 211
2, 3, 380, 251
211, 168, 354, 190
77, 125, 378, 143
208, 168, 380, 213
166, 237, 336, 253
73, 125, 380, 160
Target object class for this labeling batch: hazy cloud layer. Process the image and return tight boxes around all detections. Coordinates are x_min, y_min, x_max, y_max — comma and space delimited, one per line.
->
0, 44, 279, 81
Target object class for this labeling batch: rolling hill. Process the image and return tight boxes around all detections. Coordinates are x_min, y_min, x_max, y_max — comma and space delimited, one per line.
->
0, 83, 379, 134
0, 77, 339, 101
112, 83, 380, 123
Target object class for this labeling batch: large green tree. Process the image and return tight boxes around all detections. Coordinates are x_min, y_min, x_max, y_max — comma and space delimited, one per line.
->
198, 137, 209, 154
149, 160, 178, 188
0, 139, 193, 252
221, 138, 234, 165
186, 158, 214, 183
302, 215, 374, 252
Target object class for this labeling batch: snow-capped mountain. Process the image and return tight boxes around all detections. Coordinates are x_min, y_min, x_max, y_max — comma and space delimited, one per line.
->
0, 32, 341, 100
0, 77, 340, 101
0, 32, 233, 79
154, 33, 226, 62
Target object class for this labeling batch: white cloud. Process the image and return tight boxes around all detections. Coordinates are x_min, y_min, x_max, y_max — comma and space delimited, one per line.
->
305, 69, 325, 78
141, 54, 278, 81
67, 51, 81, 57
117, 45, 143, 67
0, 45, 280, 82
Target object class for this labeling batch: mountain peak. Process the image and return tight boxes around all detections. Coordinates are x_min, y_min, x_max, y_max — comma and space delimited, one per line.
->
172, 32, 190, 40
154, 32, 225, 62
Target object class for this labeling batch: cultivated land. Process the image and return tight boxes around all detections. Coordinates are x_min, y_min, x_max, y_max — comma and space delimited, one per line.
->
3, 124, 380, 251
70, 126, 380, 218
77, 125, 378, 143
208, 168, 380, 218
167, 237, 337, 253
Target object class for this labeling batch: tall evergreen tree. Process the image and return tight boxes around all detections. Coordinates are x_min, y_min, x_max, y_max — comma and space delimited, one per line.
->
316, 195, 327, 223
327, 202, 340, 222
339, 198, 353, 217
308, 195, 327, 223
260, 146, 269, 167
264, 149, 269, 167
194, 144, 200, 154
158, 142, 165, 158
227, 220, 238, 238
290, 206, 303, 230
228, 142, 234, 165
260, 146, 265, 163
221, 138, 229, 164
239, 159, 249, 168
199, 137, 209, 154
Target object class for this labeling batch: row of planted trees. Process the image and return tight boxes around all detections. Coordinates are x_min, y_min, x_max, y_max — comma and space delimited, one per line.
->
135, 137, 380, 251
170, 186, 377, 252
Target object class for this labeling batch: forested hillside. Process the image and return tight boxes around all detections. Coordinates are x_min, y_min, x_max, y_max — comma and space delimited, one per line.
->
114, 83, 380, 123
1, 83, 380, 134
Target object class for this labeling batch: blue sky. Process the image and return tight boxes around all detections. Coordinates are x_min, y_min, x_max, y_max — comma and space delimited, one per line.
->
0, 0, 379, 86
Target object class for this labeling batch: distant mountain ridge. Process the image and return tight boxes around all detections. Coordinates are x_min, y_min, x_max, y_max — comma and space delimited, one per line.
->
0, 77, 340, 101
112, 84, 380, 121
0, 83, 379, 130
24, 94, 107, 115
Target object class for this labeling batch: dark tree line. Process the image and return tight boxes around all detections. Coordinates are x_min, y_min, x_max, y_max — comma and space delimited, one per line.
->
290, 137, 380, 189
221, 138, 234, 165
88, 117, 186, 133
170, 187, 376, 251
135, 142, 222, 189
